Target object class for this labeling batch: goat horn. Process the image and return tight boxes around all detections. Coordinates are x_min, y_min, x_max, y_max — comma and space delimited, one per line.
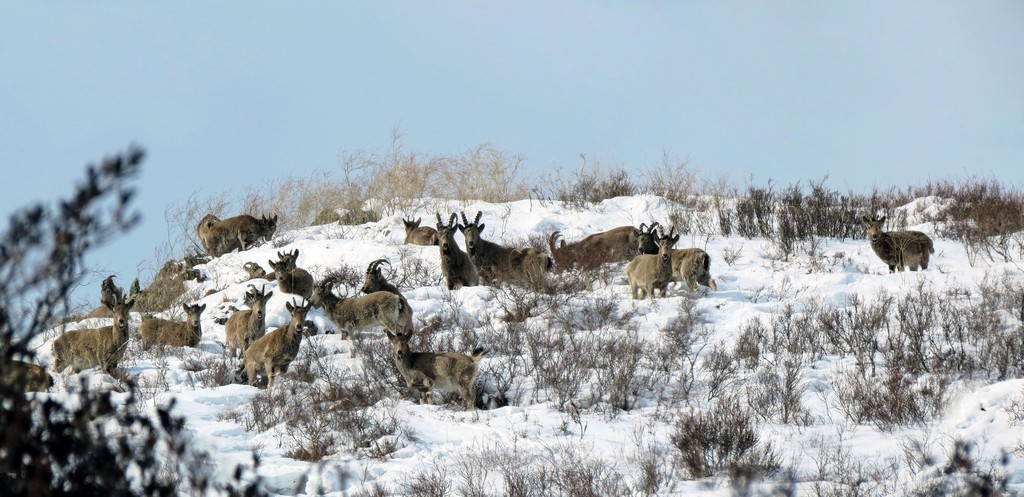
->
474, 211, 482, 225
436, 212, 444, 227
460, 211, 469, 226
449, 213, 458, 226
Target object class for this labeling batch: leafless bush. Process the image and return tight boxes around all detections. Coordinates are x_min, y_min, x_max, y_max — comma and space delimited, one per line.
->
537, 157, 638, 210
931, 177, 1024, 264
816, 293, 889, 374
401, 464, 452, 497
642, 152, 702, 208
830, 365, 951, 431
591, 329, 659, 415
907, 440, 1011, 497
477, 320, 532, 408
805, 433, 900, 497
181, 350, 237, 388
526, 325, 596, 409
746, 355, 811, 426
446, 143, 531, 202
669, 395, 781, 479
652, 294, 714, 403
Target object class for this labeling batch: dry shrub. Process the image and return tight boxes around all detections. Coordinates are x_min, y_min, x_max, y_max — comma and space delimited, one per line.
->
669, 395, 781, 479
537, 157, 638, 210
929, 177, 1024, 264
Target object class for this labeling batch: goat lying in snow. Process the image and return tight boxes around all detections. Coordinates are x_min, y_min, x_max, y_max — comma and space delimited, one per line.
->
549, 222, 660, 270
139, 303, 206, 349
459, 211, 552, 286
403, 217, 439, 246
197, 213, 278, 257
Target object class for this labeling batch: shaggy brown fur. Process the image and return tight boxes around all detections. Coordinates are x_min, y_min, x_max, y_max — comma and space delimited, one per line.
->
53, 291, 136, 373
197, 213, 278, 257
436, 213, 479, 290
385, 330, 488, 409
243, 300, 311, 387
403, 217, 439, 246
459, 211, 552, 286
224, 285, 273, 358
548, 222, 660, 270
138, 303, 206, 349
310, 277, 413, 339
671, 248, 718, 292
861, 215, 935, 273
2, 360, 53, 393
625, 228, 679, 300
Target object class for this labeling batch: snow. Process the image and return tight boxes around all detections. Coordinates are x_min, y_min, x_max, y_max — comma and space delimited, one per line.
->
28, 195, 1024, 495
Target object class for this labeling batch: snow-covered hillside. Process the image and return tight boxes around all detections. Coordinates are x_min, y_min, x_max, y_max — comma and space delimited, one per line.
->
32, 195, 1024, 495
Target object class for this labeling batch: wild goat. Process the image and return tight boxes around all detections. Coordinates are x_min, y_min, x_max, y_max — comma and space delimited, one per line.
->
53, 290, 136, 373
138, 303, 206, 349
460, 211, 552, 285
269, 249, 299, 273
197, 213, 278, 257
385, 330, 488, 409
242, 262, 267, 280
403, 217, 439, 246
3, 360, 53, 393
225, 285, 273, 358
625, 227, 679, 299
671, 248, 718, 292
83, 274, 124, 318
310, 276, 414, 339
242, 300, 312, 388
268, 249, 313, 299
436, 213, 479, 290
549, 222, 660, 270
861, 215, 935, 273
361, 259, 400, 295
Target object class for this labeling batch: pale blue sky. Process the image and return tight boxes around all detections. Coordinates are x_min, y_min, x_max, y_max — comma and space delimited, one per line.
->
2, 2, 1022, 305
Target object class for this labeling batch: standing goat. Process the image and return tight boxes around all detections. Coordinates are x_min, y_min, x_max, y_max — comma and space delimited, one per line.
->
242, 299, 312, 388
403, 217, 439, 246
310, 276, 414, 339
625, 228, 679, 299
197, 213, 278, 257
139, 303, 207, 349
436, 213, 479, 290
385, 330, 488, 409
671, 248, 718, 292
225, 285, 273, 358
861, 215, 935, 273
549, 222, 660, 270
268, 249, 313, 299
460, 211, 552, 285
53, 290, 136, 373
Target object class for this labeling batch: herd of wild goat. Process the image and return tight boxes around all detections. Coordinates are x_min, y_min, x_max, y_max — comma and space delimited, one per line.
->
10, 209, 935, 409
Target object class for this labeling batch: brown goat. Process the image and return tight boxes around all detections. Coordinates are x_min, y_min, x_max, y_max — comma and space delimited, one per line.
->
436, 213, 479, 290
361, 259, 400, 296
861, 215, 935, 273
2, 360, 53, 393
310, 277, 414, 340
459, 211, 552, 285
53, 291, 136, 373
197, 213, 278, 257
224, 285, 273, 358
138, 303, 206, 349
242, 262, 267, 280
403, 217, 439, 246
243, 300, 312, 387
268, 250, 313, 299
549, 222, 660, 270
385, 330, 488, 409
625, 228, 679, 299
670, 248, 718, 292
